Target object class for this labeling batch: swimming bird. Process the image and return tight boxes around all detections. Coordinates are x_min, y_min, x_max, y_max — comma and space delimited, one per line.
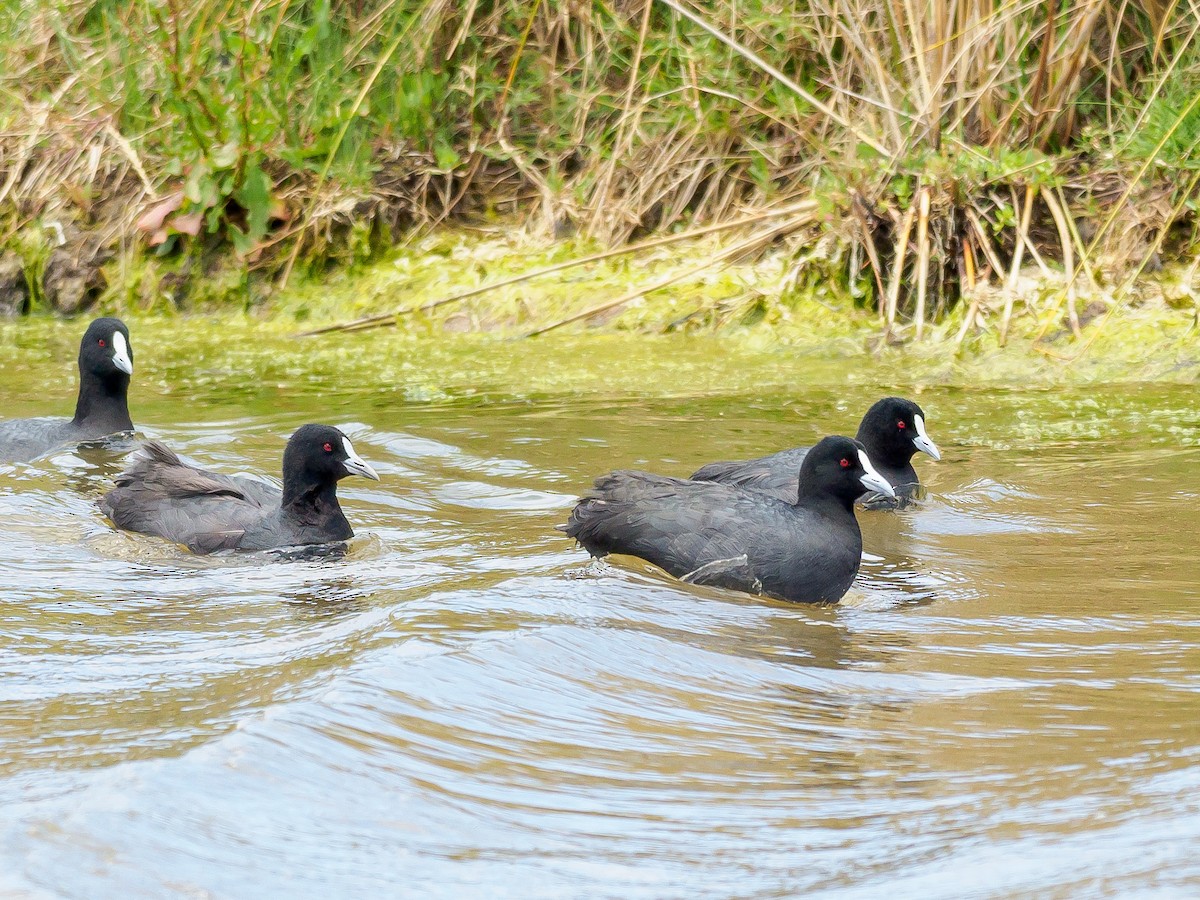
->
99, 424, 380, 553
0, 317, 134, 462
561, 435, 894, 604
691, 396, 939, 506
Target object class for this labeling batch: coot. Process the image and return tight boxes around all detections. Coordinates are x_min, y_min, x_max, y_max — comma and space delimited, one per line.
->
100, 424, 380, 553
0, 317, 135, 463
561, 435, 894, 604
691, 396, 939, 506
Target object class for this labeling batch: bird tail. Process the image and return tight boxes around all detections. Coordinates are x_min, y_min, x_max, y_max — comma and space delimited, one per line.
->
562, 471, 682, 557
112, 440, 183, 486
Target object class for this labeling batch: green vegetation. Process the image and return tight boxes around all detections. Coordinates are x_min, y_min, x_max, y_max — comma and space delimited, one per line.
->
1, 1, 1199, 345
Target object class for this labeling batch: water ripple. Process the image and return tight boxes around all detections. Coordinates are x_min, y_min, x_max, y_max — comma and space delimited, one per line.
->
0, 383, 1198, 896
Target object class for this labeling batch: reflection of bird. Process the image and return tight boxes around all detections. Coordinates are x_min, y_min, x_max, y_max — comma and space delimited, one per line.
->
0, 318, 135, 463
283, 576, 365, 615
100, 425, 379, 553
563, 436, 894, 604
692, 397, 940, 507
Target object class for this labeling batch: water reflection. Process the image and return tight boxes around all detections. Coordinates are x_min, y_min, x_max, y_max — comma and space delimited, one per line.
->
282, 576, 370, 619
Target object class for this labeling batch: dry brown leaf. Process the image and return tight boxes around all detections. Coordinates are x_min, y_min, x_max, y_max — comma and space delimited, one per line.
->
168, 212, 204, 236
135, 191, 183, 234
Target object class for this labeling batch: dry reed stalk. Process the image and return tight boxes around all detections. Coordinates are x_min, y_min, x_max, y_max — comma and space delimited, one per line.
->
963, 211, 1003, 274
1054, 187, 1099, 292
808, 0, 905, 147
1003, 187, 1052, 279
1036, 186, 1081, 340
900, 0, 936, 148
914, 187, 931, 339
952, 0, 973, 132
102, 124, 155, 197
0, 75, 80, 207
590, 0, 654, 231
945, 0, 1045, 144
931, 0, 950, 146
885, 202, 917, 331
955, 234, 980, 347
998, 183, 1035, 345
1025, 0, 1055, 143
850, 197, 886, 314
1045, 3, 1108, 128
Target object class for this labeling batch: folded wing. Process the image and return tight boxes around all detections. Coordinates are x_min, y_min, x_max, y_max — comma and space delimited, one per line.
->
101, 441, 281, 552
690, 447, 808, 504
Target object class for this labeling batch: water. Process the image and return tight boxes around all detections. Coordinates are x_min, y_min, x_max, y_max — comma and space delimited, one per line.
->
1, 322, 1199, 897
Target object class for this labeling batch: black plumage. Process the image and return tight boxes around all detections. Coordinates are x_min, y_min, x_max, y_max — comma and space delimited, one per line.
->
691, 396, 940, 506
99, 424, 380, 553
562, 435, 895, 604
0, 317, 135, 463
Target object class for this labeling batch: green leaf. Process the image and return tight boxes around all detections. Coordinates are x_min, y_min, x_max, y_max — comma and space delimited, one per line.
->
204, 204, 223, 233
856, 142, 883, 161
228, 224, 256, 254
211, 142, 240, 170
183, 159, 211, 205
234, 161, 273, 242
433, 142, 461, 171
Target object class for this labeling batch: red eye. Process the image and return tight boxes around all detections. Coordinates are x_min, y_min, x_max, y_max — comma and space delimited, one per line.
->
840, 458, 850, 468
897, 420, 906, 429
323, 442, 332, 452
98, 339, 106, 348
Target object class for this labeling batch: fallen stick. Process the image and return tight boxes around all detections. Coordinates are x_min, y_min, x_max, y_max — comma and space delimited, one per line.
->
295, 200, 817, 337
524, 218, 804, 338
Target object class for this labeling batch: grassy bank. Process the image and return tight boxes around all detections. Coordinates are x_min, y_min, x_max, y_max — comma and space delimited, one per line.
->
84, 225, 1200, 383
1, 1, 1199, 343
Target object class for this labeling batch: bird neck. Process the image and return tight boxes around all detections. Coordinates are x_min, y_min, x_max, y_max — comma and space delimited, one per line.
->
282, 477, 346, 524
72, 373, 132, 431
795, 476, 857, 515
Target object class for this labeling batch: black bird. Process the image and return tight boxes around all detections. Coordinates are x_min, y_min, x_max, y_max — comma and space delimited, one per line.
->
561, 435, 894, 604
99, 424, 380, 553
0, 317, 135, 463
691, 396, 940, 506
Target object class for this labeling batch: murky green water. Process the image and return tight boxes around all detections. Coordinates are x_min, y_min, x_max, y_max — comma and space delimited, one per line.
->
1, 319, 1199, 897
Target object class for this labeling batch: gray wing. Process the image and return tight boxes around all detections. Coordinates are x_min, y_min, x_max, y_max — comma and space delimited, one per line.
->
0, 417, 71, 463
100, 441, 280, 552
690, 447, 809, 504
213, 472, 283, 507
